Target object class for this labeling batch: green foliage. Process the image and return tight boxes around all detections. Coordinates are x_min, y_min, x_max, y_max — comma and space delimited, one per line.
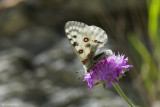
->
128, 0, 160, 102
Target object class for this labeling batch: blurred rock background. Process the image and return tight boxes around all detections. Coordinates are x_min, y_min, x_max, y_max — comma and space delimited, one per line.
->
0, 0, 160, 107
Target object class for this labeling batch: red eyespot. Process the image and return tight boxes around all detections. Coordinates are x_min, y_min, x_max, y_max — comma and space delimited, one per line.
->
82, 59, 87, 64
84, 37, 89, 42
94, 40, 102, 44
78, 49, 83, 54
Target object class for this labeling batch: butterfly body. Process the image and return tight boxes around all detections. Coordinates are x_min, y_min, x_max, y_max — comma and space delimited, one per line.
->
65, 21, 112, 72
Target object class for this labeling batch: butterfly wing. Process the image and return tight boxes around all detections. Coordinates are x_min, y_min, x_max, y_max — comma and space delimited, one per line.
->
65, 21, 108, 69
87, 25, 108, 52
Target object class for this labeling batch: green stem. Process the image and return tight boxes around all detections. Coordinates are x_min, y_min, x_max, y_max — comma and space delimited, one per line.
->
113, 83, 135, 107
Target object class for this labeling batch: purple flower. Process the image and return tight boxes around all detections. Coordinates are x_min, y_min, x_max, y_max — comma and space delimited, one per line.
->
83, 53, 133, 90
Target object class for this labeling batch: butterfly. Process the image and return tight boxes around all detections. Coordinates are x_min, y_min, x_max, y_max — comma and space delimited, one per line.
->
65, 21, 112, 72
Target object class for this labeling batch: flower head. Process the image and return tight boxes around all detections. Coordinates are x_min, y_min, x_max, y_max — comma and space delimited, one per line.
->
83, 53, 133, 90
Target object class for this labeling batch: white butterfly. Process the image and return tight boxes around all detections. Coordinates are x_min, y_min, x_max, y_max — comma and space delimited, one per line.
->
65, 21, 112, 72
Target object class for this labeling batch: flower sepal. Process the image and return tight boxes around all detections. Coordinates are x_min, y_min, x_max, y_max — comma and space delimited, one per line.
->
102, 81, 107, 88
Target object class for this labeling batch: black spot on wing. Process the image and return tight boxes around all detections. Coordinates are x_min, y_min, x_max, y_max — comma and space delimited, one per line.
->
86, 44, 91, 47
73, 42, 78, 47
69, 38, 72, 41
73, 35, 77, 38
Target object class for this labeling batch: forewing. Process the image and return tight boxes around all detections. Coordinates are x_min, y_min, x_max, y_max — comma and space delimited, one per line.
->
65, 21, 89, 63
86, 25, 108, 52
65, 21, 108, 65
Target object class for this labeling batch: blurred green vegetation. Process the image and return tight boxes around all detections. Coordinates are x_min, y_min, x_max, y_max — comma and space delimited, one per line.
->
128, 0, 160, 105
